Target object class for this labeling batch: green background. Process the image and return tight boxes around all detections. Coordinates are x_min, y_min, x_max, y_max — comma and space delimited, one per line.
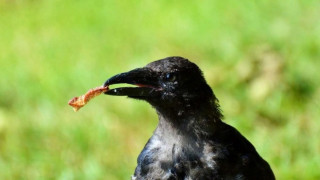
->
1, 0, 319, 179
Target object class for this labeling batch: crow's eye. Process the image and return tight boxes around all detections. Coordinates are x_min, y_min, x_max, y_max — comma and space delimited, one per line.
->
165, 73, 176, 82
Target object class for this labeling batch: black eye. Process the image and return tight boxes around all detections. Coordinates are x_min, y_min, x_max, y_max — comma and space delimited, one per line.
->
165, 73, 176, 81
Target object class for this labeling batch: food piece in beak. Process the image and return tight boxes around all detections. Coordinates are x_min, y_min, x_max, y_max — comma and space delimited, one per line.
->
68, 86, 109, 111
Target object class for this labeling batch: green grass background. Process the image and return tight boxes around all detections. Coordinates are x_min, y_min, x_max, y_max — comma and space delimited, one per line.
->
1, 0, 320, 179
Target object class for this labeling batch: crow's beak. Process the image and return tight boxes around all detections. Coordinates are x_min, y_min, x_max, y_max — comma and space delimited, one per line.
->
103, 67, 161, 97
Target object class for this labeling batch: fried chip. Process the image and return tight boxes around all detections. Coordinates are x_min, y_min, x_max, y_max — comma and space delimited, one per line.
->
68, 86, 109, 111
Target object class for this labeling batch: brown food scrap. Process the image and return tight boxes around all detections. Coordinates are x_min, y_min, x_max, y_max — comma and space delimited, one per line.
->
68, 86, 109, 111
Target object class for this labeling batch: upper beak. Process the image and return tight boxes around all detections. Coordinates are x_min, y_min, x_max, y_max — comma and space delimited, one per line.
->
103, 67, 161, 97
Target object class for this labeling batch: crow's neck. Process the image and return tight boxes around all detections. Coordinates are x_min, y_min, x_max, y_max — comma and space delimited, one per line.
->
154, 98, 222, 137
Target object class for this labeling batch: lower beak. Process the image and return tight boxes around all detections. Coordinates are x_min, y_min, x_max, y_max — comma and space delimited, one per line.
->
103, 67, 161, 97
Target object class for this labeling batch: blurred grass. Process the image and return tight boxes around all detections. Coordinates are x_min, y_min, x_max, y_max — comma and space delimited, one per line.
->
0, 0, 320, 179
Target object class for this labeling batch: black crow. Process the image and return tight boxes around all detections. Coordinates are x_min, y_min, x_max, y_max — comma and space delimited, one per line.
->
104, 56, 275, 180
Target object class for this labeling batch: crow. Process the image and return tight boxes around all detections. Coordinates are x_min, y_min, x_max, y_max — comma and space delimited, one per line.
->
104, 56, 275, 180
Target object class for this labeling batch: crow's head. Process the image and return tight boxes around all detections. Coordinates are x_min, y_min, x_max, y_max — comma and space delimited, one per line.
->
104, 56, 219, 116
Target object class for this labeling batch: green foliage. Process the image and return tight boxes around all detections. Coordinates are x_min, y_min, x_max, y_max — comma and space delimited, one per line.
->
1, 0, 319, 179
